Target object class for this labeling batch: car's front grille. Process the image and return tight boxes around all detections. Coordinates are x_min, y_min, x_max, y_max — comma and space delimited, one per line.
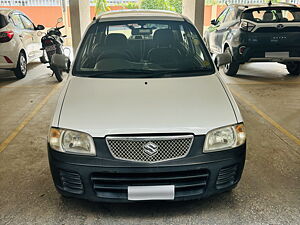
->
91, 169, 209, 200
106, 135, 194, 163
216, 165, 238, 189
59, 170, 84, 194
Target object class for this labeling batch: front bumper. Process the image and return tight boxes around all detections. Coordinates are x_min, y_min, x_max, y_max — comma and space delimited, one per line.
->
48, 140, 246, 202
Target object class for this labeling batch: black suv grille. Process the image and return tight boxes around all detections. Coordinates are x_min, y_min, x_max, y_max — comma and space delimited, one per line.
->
91, 169, 209, 200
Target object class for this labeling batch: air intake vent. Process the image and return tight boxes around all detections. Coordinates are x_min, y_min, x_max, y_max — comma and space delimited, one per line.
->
59, 170, 84, 194
216, 165, 238, 189
91, 169, 209, 200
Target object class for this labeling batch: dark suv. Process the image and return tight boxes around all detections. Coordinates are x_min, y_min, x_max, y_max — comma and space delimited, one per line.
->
204, 3, 300, 76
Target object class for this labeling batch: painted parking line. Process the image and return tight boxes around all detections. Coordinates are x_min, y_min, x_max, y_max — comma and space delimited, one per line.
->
230, 89, 300, 146
0, 84, 61, 153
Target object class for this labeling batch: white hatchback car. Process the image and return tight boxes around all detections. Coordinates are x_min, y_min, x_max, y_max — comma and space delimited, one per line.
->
48, 10, 247, 202
0, 8, 44, 79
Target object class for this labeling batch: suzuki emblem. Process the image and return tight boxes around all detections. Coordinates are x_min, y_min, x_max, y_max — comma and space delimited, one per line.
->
143, 142, 158, 156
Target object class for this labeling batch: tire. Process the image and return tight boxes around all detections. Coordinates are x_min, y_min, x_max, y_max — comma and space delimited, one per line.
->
286, 62, 300, 75
52, 66, 63, 82
14, 52, 27, 79
222, 47, 239, 76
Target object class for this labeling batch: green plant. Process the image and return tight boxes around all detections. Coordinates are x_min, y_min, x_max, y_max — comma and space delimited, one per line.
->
94, 0, 110, 15
123, 2, 140, 9
140, 0, 182, 13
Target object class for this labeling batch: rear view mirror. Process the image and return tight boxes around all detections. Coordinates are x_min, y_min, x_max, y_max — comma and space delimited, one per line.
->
57, 17, 63, 23
211, 19, 218, 26
51, 54, 70, 72
215, 53, 232, 68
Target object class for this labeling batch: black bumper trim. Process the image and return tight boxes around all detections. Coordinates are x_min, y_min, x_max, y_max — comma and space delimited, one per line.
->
48, 144, 246, 202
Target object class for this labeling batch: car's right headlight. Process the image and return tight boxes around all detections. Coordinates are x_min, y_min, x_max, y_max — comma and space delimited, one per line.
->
48, 127, 96, 156
203, 123, 246, 153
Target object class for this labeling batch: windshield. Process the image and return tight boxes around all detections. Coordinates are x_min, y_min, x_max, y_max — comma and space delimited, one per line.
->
73, 20, 214, 78
242, 7, 300, 23
0, 14, 8, 29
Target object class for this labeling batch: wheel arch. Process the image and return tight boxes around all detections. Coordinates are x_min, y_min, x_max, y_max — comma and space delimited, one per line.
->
19, 49, 27, 61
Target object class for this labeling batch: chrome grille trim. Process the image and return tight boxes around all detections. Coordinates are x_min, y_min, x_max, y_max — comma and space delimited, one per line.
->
106, 135, 194, 163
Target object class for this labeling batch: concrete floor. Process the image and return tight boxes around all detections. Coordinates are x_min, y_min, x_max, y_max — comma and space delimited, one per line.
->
0, 62, 299, 225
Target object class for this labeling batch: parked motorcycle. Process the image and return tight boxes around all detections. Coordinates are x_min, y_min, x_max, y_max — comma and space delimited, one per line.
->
40, 18, 70, 82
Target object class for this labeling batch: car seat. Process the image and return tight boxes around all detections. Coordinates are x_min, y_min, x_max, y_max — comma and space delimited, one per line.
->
97, 33, 133, 61
263, 11, 274, 22
148, 29, 181, 67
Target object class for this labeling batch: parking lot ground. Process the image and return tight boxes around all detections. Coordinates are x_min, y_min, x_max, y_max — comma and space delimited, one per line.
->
0, 62, 299, 225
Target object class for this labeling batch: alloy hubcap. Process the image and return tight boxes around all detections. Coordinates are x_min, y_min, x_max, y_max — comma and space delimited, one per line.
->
20, 55, 26, 75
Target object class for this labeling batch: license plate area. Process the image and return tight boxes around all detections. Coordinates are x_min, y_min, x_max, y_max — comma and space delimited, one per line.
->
128, 185, 175, 201
265, 52, 289, 58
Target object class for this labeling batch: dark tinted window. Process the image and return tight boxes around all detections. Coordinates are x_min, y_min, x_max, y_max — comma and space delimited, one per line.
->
73, 20, 214, 78
0, 14, 8, 29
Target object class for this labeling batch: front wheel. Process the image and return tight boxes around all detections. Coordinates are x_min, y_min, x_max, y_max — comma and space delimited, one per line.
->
286, 62, 300, 75
14, 52, 27, 79
222, 47, 239, 76
52, 66, 63, 82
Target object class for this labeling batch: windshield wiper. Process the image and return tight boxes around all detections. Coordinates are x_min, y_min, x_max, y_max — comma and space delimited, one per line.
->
152, 68, 213, 77
83, 69, 157, 78
79, 68, 213, 78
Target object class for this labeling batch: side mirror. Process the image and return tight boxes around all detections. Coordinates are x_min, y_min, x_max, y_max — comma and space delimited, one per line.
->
211, 19, 218, 26
35, 25, 45, 30
57, 17, 63, 24
51, 54, 70, 72
215, 52, 232, 67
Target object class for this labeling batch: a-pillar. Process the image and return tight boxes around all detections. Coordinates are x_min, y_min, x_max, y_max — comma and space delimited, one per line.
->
69, 0, 91, 53
182, 0, 205, 35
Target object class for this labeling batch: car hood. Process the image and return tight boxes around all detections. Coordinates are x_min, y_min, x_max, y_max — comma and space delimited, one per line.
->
58, 75, 237, 137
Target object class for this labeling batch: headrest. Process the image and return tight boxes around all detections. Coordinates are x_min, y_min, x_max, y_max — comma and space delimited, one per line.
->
263, 11, 273, 21
153, 29, 175, 47
105, 33, 127, 47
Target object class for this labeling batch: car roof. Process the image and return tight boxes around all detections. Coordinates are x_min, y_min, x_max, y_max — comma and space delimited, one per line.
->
96, 9, 185, 22
231, 3, 299, 11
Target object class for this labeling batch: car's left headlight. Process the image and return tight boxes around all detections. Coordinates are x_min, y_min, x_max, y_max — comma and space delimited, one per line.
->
203, 123, 246, 153
48, 128, 96, 156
